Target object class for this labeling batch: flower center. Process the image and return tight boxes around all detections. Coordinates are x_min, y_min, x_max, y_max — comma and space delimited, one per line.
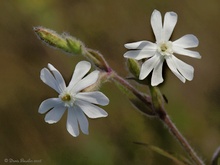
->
157, 41, 173, 56
59, 92, 75, 107
61, 94, 71, 102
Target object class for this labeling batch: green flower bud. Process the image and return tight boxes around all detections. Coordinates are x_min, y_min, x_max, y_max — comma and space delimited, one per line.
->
149, 86, 166, 118
34, 26, 85, 55
126, 59, 150, 85
127, 58, 140, 78
85, 49, 110, 72
65, 35, 85, 55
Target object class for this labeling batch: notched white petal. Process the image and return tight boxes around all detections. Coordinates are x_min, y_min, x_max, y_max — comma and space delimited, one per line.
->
44, 105, 66, 124
38, 98, 62, 114
163, 11, 178, 41
124, 50, 156, 60
76, 100, 108, 119
173, 34, 199, 48
166, 57, 186, 83
68, 61, 91, 89
124, 41, 156, 50
172, 56, 194, 81
151, 61, 164, 86
72, 70, 99, 93
173, 46, 201, 59
151, 9, 162, 42
139, 55, 160, 80
76, 109, 89, 135
75, 91, 109, 106
40, 68, 61, 93
48, 63, 66, 92
67, 108, 79, 137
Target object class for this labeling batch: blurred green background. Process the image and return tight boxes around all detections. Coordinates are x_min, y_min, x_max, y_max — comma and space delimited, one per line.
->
0, 0, 220, 164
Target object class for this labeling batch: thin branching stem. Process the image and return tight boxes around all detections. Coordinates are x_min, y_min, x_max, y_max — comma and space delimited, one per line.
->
113, 73, 205, 165
112, 72, 152, 106
162, 114, 205, 165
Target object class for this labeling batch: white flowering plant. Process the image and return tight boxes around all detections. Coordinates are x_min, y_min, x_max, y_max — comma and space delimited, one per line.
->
34, 10, 219, 165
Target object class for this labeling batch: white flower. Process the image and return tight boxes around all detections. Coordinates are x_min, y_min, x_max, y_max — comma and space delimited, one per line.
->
38, 61, 109, 137
124, 10, 201, 86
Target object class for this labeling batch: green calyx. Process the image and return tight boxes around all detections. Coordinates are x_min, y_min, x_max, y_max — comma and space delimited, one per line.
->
127, 58, 140, 78
34, 26, 84, 55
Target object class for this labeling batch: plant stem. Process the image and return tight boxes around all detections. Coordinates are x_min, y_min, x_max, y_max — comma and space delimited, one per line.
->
162, 114, 205, 165
112, 72, 152, 106
149, 86, 205, 165
113, 73, 205, 165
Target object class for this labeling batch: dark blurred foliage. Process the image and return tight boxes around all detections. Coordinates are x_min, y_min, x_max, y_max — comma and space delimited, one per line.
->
0, 0, 220, 165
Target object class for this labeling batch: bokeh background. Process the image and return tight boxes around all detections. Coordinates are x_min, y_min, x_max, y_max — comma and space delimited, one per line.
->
0, 0, 220, 164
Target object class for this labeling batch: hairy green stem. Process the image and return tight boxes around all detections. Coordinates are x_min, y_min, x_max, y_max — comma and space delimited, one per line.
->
149, 86, 205, 165
112, 72, 152, 107
162, 114, 205, 165
113, 74, 205, 165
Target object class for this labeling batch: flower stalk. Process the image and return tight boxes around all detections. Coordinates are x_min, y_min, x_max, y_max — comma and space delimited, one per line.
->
148, 86, 205, 165
114, 75, 205, 165
113, 72, 152, 106
162, 114, 205, 165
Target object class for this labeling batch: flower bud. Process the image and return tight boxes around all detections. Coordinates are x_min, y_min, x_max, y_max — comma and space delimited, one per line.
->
149, 86, 166, 118
127, 58, 140, 78
85, 49, 110, 72
65, 35, 85, 55
126, 59, 150, 85
34, 26, 85, 55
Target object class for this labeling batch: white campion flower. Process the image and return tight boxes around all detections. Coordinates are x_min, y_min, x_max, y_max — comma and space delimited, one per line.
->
38, 61, 109, 137
124, 10, 201, 86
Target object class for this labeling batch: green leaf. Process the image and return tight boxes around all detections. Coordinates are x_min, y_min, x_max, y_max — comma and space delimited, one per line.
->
134, 142, 193, 165
211, 147, 220, 165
